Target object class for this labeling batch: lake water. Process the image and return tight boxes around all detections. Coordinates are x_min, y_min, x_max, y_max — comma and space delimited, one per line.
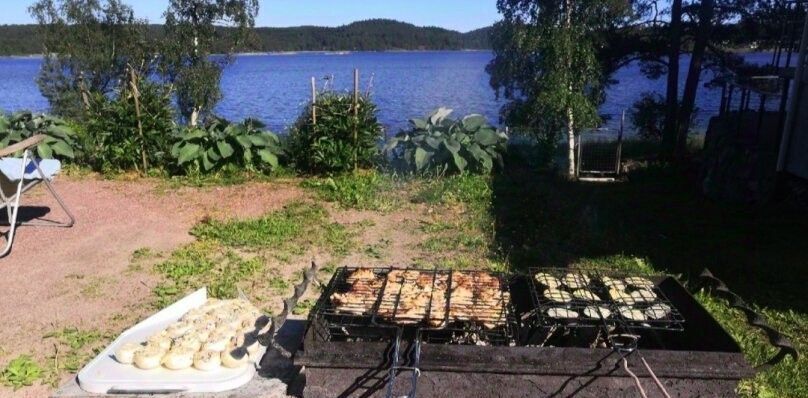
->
0, 51, 778, 134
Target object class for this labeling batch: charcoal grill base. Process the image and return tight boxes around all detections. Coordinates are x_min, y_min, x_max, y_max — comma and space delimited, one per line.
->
303, 367, 742, 398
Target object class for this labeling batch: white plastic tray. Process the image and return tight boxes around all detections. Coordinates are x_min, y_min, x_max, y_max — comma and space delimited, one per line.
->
77, 288, 266, 394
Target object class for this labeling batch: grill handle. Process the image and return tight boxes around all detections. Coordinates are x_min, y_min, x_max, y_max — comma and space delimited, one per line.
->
699, 268, 798, 369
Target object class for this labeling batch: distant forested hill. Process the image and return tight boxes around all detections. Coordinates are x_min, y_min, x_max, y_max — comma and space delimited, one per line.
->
0, 19, 493, 56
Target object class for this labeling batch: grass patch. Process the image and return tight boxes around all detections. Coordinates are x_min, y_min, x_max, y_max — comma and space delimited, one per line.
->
697, 292, 807, 398
301, 170, 397, 211
411, 175, 495, 265
41, 327, 111, 386
152, 241, 265, 308
192, 201, 326, 247
364, 238, 391, 259
191, 201, 360, 259
292, 299, 315, 315
0, 356, 42, 390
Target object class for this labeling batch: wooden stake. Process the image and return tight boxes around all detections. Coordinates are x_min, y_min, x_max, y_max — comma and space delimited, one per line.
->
353, 68, 359, 171
310, 77, 317, 125
129, 67, 147, 173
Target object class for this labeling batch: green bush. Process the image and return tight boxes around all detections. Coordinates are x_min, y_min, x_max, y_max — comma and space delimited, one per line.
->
171, 117, 284, 173
384, 108, 508, 175
0, 111, 76, 159
288, 92, 383, 173
83, 80, 174, 172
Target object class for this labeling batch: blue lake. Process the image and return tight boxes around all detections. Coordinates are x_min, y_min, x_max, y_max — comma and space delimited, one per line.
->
0, 51, 778, 134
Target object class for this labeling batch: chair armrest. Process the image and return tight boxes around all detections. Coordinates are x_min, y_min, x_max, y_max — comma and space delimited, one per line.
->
0, 135, 46, 157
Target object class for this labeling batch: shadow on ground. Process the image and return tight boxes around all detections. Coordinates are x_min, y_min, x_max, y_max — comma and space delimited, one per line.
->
491, 164, 808, 314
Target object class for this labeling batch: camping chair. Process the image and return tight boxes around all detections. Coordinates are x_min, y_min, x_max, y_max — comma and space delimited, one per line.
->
0, 135, 75, 257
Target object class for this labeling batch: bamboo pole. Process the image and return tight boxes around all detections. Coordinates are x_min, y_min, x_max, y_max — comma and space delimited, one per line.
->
353, 68, 359, 171
128, 67, 147, 173
310, 77, 317, 125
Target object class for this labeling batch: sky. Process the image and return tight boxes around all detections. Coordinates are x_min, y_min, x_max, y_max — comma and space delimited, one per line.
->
0, 0, 501, 32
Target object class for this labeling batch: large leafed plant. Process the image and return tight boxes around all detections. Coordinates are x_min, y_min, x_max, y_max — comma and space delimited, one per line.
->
171, 117, 283, 173
0, 111, 76, 159
384, 108, 508, 174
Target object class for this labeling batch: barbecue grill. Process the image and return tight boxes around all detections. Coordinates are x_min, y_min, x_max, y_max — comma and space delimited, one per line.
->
293, 267, 797, 397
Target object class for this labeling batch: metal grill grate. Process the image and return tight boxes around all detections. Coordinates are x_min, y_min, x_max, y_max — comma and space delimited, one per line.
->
310, 267, 518, 346
528, 267, 685, 332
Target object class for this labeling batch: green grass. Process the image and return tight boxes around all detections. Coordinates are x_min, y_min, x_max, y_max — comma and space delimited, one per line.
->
41, 327, 111, 385
0, 356, 42, 390
192, 201, 326, 247
152, 241, 265, 308
696, 292, 807, 398
301, 170, 397, 211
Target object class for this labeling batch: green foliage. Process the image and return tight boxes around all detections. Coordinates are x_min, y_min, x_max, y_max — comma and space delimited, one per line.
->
301, 170, 395, 210
29, 0, 156, 118
1, 355, 42, 390
171, 117, 284, 173
385, 108, 507, 175
82, 80, 174, 172
0, 111, 76, 159
162, 0, 259, 123
289, 92, 383, 174
43, 327, 107, 372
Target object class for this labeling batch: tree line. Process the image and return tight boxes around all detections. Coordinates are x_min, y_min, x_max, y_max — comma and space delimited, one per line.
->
488, 0, 796, 175
0, 19, 492, 56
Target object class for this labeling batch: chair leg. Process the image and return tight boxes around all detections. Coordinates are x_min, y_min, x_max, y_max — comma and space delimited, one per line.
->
39, 175, 75, 227
0, 151, 28, 258
7, 157, 75, 228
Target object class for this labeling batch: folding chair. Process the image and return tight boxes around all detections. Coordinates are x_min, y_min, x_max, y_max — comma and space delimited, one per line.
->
0, 135, 75, 257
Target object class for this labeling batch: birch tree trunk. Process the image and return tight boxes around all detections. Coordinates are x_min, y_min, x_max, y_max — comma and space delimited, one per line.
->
565, 0, 576, 179
567, 106, 576, 178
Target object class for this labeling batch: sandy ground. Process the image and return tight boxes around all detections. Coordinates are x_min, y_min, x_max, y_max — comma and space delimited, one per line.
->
0, 176, 303, 398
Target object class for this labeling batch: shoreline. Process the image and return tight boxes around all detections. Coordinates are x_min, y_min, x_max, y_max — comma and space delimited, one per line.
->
0, 49, 494, 59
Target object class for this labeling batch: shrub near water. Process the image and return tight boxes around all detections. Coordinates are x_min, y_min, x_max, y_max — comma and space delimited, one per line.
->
385, 108, 508, 175
288, 92, 383, 173
172, 117, 284, 174
82, 80, 174, 172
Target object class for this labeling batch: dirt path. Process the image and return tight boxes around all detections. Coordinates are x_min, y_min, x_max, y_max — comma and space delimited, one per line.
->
0, 176, 303, 398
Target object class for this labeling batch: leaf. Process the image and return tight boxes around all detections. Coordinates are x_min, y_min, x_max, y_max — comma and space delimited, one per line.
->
46, 125, 74, 139
443, 137, 461, 154
181, 129, 208, 140
235, 135, 252, 149
461, 114, 486, 132
429, 107, 453, 125
451, 151, 467, 173
410, 118, 428, 130
248, 134, 269, 147
177, 143, 201, 165
258, 149, 279, 168
201, 152, 215, 171
424, 136, 441, 150
383, 137, 399, 152
170, 141, 182, 158
206, 147, 221, 161
216, 141, 235, 158
50, 140, 74, 158
474, 128, 500, 146
36, 143, 53, 158
415, 147, 431, 171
